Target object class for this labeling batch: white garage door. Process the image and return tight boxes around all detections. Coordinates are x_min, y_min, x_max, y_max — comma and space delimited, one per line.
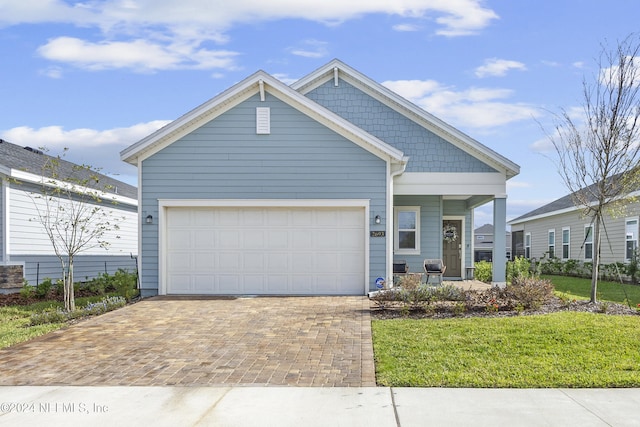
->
164, 206, 366, 295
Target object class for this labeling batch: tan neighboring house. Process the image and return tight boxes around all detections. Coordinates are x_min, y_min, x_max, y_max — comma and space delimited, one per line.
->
508, 184, 640, 265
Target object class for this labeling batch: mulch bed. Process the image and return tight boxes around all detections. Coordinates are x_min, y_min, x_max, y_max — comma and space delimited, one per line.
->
0, 290, 97, 307
370, 296, 639, 320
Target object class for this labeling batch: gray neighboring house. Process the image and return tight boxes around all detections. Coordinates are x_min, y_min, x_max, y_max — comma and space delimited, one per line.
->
509, 181, 640, 265
121, 59, 520, 297
474, 224, 511, 262
0, 139, 138, 292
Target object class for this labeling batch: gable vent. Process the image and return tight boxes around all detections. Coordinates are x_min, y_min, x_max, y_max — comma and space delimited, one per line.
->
256, 107, 270, 134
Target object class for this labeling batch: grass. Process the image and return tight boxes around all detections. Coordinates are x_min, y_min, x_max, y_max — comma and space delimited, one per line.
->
373, 275, 640, 387
545, 274, 640, 307
0, 295, 118, 349
373, 312, 640, 387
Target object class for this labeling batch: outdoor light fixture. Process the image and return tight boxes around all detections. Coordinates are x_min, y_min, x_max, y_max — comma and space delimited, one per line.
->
374, 215, 381, 224
146, 214, 153, 224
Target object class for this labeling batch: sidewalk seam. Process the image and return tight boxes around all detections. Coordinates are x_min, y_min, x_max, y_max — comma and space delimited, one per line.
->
390, 387, 401, 427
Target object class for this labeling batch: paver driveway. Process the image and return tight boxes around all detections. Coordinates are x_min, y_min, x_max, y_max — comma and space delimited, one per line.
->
0, 296, 375, 387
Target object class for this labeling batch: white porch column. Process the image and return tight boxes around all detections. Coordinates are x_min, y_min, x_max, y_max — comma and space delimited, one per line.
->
492, 197, 507, 288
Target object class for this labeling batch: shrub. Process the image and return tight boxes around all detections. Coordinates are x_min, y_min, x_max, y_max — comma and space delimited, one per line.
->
30, 296, 127, 325
507, 256, 531, 282
80, 269, 138, 301
36, 278, 53, 299
431, 284, 466, 301
474, 261, 492, 282
505, 276, 555, 310
19, 281, 36, 299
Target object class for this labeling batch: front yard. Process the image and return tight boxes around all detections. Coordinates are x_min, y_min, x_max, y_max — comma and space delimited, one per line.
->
373, 312, 640, 387
372, 275, 640, 387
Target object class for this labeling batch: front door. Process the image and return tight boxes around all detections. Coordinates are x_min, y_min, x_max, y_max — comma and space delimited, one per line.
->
442, 220, 462, 277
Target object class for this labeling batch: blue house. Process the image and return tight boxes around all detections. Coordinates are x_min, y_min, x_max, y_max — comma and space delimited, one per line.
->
121, 60, 519, 296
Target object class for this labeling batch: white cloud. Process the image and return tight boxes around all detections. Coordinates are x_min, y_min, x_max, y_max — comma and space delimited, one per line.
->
383, 79, 539, 129
475, 58, 527, 78
506, 180, 532, 189
38, 37, 239, 72
288, 39, 329, 59
0, 121, 170, 184
1, 1, 498, 72
393, 23, 421, 32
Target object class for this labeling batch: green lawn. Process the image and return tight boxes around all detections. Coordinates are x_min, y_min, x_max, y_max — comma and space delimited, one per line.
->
0, 296, 116, 349
546, 275, 640, 306
373, 312, 640, 387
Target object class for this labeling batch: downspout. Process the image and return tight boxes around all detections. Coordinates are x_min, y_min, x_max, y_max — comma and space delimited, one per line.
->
387, 157, 409, 287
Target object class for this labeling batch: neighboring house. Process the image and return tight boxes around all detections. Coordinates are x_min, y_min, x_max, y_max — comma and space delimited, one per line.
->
121, 59, 519, 297
509, 183, 640, 265
0, 139, 138, 292
474, 224, 511, 262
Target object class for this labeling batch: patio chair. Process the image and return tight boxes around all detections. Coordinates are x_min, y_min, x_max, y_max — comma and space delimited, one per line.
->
423, 259, 446, 285
392, 260, 409, 286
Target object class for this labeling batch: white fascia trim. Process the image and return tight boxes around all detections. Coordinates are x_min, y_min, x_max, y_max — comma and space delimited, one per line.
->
9, 169, 138, 207
120, 77, 259, 164
157, 198, 371, 296
121, 70, 405, 166
292, 59, 520, 179
394, 172, 507, 196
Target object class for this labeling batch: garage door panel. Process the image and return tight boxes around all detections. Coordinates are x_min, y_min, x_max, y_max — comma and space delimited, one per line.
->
244, 275, 265, 292
219, 252, 241, 272
245, 230, 264, 249
165, 206, 366, 295
219, 230, 240, 249
316, 230, 339, 249
167, 252, 191, 270
219, 275, 240, 292
193, 276, 215, 292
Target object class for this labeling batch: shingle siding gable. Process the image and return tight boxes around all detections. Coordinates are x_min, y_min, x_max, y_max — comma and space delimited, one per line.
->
305, 80, 497, 174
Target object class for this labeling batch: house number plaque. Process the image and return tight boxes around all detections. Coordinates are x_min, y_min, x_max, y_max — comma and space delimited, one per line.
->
370, 231, 386, 237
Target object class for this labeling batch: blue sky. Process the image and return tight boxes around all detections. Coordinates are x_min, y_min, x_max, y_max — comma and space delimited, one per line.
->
1, 0, 639, 226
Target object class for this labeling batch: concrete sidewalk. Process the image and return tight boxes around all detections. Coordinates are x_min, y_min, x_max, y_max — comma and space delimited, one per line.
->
1, 387, 639, 426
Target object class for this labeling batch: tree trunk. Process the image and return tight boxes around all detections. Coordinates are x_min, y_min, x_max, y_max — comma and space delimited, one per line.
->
590, 214, 601, 303
65, 258, 76, 312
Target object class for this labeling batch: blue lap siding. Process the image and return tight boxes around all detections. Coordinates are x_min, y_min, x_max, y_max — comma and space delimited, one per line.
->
140, 94, 388, 295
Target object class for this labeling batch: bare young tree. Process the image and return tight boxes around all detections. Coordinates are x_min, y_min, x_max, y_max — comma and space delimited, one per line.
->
26, 150, 124, 311
548, 34, 640, 302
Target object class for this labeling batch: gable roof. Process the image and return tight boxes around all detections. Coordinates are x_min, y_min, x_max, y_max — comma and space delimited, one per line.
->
508, 172, 640, 225
120, 69, 407, 166
292, 59, 520, 180
474, 224, 495, 235
0, 139, 137, 202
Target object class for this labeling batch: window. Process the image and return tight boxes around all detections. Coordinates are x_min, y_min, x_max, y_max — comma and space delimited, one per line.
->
476, 235, 485, 241
584, 225, 593, 260
394, 207, 420, 254
548, 229, 555, 258
562, 227, 570, 260
525, 233, 531, 259
625, 218, 638, 261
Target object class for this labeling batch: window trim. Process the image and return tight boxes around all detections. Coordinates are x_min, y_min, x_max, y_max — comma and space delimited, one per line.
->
548, 229, 556, 258
394, 206, 421, 255
625, 217, 638, 262
525, 232, 531, 259
584, 224, 593, 261
562, 227, 570, 260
